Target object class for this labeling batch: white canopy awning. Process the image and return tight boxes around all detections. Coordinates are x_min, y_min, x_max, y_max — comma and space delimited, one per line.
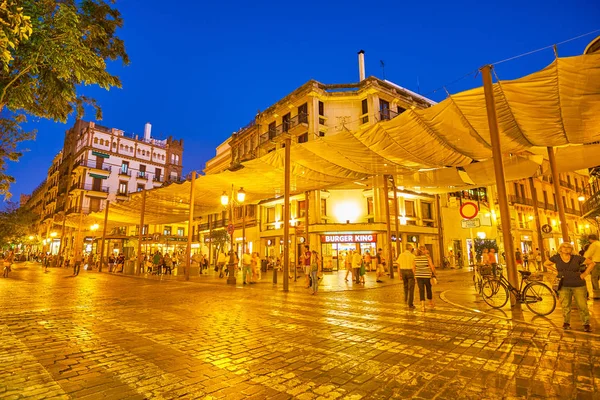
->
68, 53, 600, 228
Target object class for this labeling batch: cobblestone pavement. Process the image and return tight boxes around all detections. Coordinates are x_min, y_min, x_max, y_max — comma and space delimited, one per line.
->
1, 263, 600, 399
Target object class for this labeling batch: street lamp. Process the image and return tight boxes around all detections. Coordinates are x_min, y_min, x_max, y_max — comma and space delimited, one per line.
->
221, 186, 245, 285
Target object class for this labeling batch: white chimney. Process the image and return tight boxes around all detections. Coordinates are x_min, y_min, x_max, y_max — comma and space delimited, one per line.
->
358, 50, 365, 81
144, 123, 152, 141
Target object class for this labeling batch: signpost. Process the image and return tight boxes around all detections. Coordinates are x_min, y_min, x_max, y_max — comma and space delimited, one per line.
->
541, 224, 553, 234
227, 223, 234, 235
459, 202, 479, 265
461, 218, 481, 229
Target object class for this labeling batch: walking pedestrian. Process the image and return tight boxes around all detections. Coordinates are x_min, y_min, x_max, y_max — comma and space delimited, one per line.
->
310, 250, 321, 294
544, 242, 595, 331
303, 245, 312, 288
242, 249, 252, 284
72, 251, 82, 276
515, 249, 523, 268
523, 251, 529, 271
584, 234, 600, 299
2, 250, 14, 278
415, 246, 436, 311
352, 248, 362, 284
488, 249, 498, 276
396, 244, 416, 309
364, 251, 372, 272
375, 248, 385, 283
344, 251, 354, 282
216, 250, 226, 278
108, 254, 115, 272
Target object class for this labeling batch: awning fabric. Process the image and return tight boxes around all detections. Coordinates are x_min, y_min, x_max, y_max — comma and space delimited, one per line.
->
89, 173, 108, 179
67, 53, 600, 229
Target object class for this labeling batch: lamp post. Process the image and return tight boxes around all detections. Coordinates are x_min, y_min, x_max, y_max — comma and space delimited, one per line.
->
90, 224, 99, 269
221, 186, 246, 285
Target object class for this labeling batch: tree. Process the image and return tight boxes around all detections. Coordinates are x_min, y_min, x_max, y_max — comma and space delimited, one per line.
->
209, 230, 230, 259
474, 239, 499, 262
0, 201, 38, 247
0, 0, 129, 197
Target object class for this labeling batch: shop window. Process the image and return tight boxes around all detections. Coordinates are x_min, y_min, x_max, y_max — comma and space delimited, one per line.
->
405, 200, 415, 217
163, 226, 172, 235
422, 202, 433, 220
177, 228, 185, 236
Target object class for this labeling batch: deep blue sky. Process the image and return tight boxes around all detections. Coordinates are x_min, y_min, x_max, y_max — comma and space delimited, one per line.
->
9, 0, 600, 200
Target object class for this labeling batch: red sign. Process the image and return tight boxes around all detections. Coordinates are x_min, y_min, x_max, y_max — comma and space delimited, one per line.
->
227, 224, 234, 235
460, 202, 479, 220
321, 234, 377, 243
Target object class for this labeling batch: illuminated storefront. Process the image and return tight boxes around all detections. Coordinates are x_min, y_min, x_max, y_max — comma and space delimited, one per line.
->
321, 233, 378, 271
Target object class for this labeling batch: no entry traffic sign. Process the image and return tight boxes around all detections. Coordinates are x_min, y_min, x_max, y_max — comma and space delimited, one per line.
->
459, 202, 479, 220
227, 223, 234, 235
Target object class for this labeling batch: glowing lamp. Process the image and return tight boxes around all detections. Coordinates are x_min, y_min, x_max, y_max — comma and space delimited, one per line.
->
237, 187, 246, 203
220, 192, 229, 206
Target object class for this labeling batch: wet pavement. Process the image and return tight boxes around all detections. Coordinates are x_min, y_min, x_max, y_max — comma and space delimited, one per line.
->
1, 262, 600, 399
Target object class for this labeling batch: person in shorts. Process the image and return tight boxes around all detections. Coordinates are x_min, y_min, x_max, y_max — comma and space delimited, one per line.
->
303, 245, 312, 288
376, 248, 385, 283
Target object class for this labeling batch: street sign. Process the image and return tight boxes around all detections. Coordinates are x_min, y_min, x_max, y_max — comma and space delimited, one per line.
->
541, 224, 553, 234
461, 218, 481, 229
460, 202, 479, 220
227, 223, 234, 235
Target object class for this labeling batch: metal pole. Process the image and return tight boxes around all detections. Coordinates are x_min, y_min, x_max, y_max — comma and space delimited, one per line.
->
528, 177, 547, 265
75, 191, 85, 267
242, 204, 246, 255
99, 200, 110, 272
137, 190, 147, 275
185, 171, 196, 281
547, 148, 570, 243
480, 65, 518, 294
58, 215, 67, 261
208, 214, 213, 267
436, 194, 445, 268
391, 176, 401, 273
283, 136, 291, 291
383, 175, 394, 279
227, 185, 237, 285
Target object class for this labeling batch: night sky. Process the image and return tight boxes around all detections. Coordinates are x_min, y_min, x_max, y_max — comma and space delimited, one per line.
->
9, 0, 600, 201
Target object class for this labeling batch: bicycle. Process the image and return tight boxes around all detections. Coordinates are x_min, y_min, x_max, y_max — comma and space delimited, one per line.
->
481, 270, 556, 316
472, 264, 493, 294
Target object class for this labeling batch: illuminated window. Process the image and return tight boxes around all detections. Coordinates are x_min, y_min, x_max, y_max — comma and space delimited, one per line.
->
422, 202, 432, 219
298, 200, 306, 217
177, 228, 185, 236
163, 226, 172, 235
405, 200, 415, 217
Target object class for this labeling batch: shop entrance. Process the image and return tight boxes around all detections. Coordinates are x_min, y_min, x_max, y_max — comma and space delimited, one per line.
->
320, 233, 378, 271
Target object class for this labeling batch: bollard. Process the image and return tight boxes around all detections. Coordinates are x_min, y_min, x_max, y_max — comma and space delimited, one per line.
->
273, 267, 277, 284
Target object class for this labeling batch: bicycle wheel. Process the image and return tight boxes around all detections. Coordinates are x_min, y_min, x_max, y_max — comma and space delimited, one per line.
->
523, 281, 556, 316
472, 275, 479, 292
481, 278, 509, 309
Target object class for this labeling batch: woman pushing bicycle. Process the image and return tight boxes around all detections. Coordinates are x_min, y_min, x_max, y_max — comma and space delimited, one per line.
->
544, 242, 595, 332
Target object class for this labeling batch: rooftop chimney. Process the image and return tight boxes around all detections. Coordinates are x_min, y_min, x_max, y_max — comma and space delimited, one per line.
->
358, 50, 365, 81
144, 123, 152, 141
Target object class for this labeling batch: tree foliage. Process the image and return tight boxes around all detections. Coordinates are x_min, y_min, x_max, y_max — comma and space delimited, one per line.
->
0, 0, 128, 197
209, 230, 230, 257
0, 201, 38, 247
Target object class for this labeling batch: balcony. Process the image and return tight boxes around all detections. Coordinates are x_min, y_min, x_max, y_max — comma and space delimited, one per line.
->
564, 207, 581, 216
137, 172, 148, 180
118, 169, 131, 177
377, 108, 406, 122
69, 182, 109, 197
116, 191, 129, 200
509, 195, 533, 206
559, 180, 574, 190
153, 176, 163, 184
259, 112, 308, 145
73, 159, 112, 174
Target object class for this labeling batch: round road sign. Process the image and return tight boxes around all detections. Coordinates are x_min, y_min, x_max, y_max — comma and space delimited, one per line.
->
459, 202, 479, 220
227, 223, 234, 235
541, 224, 553, 234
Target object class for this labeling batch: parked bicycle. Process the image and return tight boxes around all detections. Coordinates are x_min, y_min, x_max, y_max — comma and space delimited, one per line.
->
472, 264, 494, 294
481, 270, 556, 316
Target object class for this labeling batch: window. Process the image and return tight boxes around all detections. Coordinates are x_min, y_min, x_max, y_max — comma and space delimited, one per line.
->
94, 137, 98, 144
367, 197, 374, 215
379, 99, 390, 120
361, 99, 369, 123
520, 184, 525, 198
89, 198, 101, 213
139, 164, 146, 178
543, 191, 548, 204
118, 181, 128, 194
163, 226, 172, 235
121, 161, 129, 174
268, 122, 276, 140
318, 101, 325, 125
405, 200, 415, 217
298, 103, 308, 124
562, 196, 567, 207
321, 199, 327, 216
422, 202, 433, 219
266, 207, 275, 223
571, 198, 575, 210
177, 228, 185, 236
298, 200, 306, 218
282, 113, 291, 132
137, 184, 144, 192
155, 168, 162, 181
142, 224, 148, 235
518, 212, 524, 228
298, 133, 308, 143
397, 105, 406, 114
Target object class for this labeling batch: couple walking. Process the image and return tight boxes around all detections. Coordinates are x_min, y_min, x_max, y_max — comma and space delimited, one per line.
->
397, 244, 436, 311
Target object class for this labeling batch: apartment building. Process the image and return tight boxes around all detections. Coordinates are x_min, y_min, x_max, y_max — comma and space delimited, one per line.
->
199, 52, 443, 267
25, 120, 185, 258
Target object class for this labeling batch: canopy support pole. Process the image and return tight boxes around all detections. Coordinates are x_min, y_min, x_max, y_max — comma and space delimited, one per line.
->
392, 176, 401, 272
99, 200, 109, 272
185, 171, 196, 281
481, 65, 519, 298
137, 190, 147, 275
283, 136, 291, 292
208, 214, 212, 267
58, 214, 66, 261
528, 177, 547, 267
75, 191, 85, 267
383, 175, 394, 279
436, 194, 445, 268
548, 147, 570, 243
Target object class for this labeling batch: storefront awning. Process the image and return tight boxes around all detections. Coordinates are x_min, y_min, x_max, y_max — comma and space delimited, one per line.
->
92, 151, 110, 158
89, 173, 108, 179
